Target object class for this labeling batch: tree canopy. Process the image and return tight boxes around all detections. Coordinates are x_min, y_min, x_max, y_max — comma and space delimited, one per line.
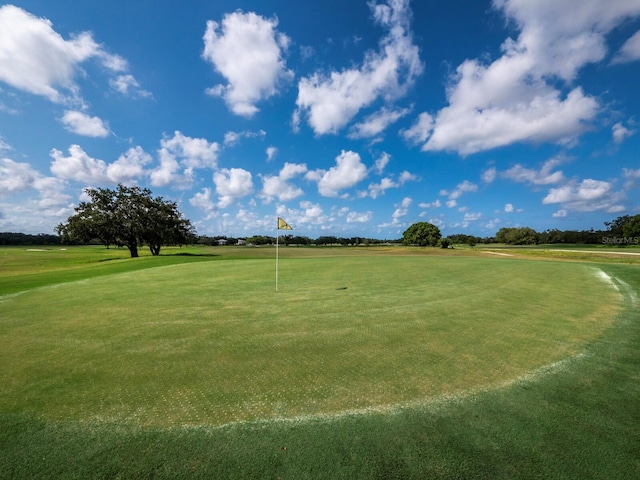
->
56, 184, 195, 257
622, 214, 640, 240
402, 222, 442, 246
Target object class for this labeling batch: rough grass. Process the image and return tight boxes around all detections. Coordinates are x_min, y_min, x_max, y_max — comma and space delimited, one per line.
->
0, 246, 638, 479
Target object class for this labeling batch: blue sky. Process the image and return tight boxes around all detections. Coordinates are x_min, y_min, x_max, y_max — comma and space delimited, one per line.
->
1, 0, 639, 239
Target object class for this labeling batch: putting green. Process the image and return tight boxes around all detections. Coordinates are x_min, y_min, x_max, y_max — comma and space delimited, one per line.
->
0, 256, 620, 427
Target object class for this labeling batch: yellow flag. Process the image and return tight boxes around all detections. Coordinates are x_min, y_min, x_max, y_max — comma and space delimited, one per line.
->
277, 217, 293, 230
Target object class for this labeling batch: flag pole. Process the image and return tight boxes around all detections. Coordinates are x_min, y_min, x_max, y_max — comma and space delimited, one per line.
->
276, 225, 279, 292
275, 217, 291, 292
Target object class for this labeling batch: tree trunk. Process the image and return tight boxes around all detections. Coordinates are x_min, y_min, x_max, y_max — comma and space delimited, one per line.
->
149, 244, 161, 256
128, 242, 139, 258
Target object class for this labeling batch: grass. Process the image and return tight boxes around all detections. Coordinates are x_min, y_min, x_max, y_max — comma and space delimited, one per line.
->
1, 245, 639, 478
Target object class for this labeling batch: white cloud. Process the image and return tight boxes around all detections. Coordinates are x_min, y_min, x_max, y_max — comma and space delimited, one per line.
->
0, 138, 12, 153
484, 218, 501, 230
50, 145, 109, 183
0, 5, 138, 104
203, 11, 292, 117
223, 129, 266, 146
408, 0, 640, 155
401, 112, 434, 145
504, 203, 514, 213
368, 177, 398, 199
552, 209, 568, 218
366, 169, 416, 199
49, 144, 150, 185
260, 162, 307, 203
374, 152, 391, 174
266, 146, 278, 162
150, 131, 220, 189
612, 30, 640, 64
398, 171, 418, 183
105, 146, 152, 184
419, 199, 441, 209
0, 157, 39, 193
444, 180, 478, 200
295, 0, 422, 135
482, 167, 497, 184
623, 167, 640, 190
306, 150, 367, 197
392, 197, 412, 218
463, 212, 482, 221
348, 106, 411, 139
612, 122, 635, 144
501, 157, 565, 185
61, 110, 109, 137
109, 74, 151, 98
543, 178, 625, 212
338, 207, 373, 223
213, 168, 254, 208
0, 160, 71, 232
189, 187, 217, 218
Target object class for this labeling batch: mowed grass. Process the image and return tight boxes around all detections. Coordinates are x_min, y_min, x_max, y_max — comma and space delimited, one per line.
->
0, 252, 619, 427
1, 246, 639, 479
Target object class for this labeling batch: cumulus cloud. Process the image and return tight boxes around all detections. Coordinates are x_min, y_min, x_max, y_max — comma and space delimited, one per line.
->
542, 178, 625, 213
482, 167, 497, 184
0, 158, 71, 232
49, 144, 151, 185
348, 106, 411, 139
442, 180, 478, 202
0, 5, 143, 104
203, 11, 293, 117
374, 152, 391, 174
213, 168, 253, 208
407, 0, 640, 155
105, 146, 152, 184
463, 212, 482, 221
419, 199, 441, 209
223, 129, 266, 147
501, 157, 565, 185
50, 145, 109, 183
109, 74, 152, 98
392, 197, 412, 221
294, 0, 422, 135
623, 167, 640, 190
189, 187, 217, 219
0, 157, 39, 193
401, 112, 433, 144
612, 122, 635, 144
61, 110, 109, 137
150, 131, 220, 188
366, 169, 417, 199
612, 30, 640, 64
266, 146, 278, 162
260, 162, 307, 203
368, 177, 398, 199
306, 150, 367, 197
504, 203, 515, 213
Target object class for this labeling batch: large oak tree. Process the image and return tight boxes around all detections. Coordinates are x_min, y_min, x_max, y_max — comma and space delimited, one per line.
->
56, 184, 195, 257
402, 222, 442, 247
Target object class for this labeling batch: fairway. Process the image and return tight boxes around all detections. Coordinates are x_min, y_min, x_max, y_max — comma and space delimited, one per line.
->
0, 253, 620, 427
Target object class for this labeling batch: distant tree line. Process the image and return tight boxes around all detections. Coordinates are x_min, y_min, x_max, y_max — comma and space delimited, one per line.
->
197, 235, 394, 246
491, 215, 640, 245
0, 232, 61, 245
3, 214, 639, 248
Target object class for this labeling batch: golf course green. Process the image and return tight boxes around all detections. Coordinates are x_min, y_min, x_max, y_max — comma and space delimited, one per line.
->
1, 245, 638, 478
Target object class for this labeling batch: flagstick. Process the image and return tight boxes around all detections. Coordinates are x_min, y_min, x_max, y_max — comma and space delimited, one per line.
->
275, 227, 279, 292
